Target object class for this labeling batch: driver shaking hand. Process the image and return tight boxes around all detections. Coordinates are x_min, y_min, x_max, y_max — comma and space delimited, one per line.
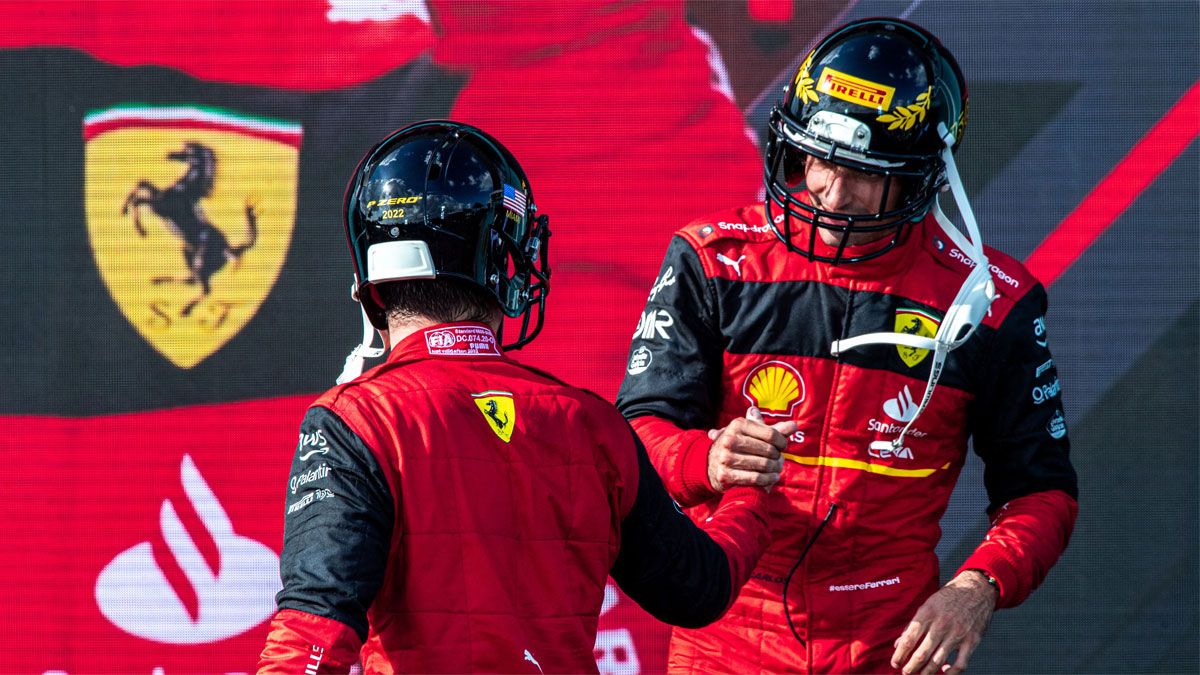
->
616, 17, 1076, 675
706, 407, 794, 493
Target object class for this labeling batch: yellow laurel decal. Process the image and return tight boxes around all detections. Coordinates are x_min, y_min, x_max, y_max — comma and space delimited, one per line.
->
877, 87, 932, 131
792, 50, 819, 104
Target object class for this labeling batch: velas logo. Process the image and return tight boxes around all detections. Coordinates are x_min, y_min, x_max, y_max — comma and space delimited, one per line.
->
83, 104, 301, 368
742, 361, 805, 417
94, 454, 280, 644
472, 390, 516, 443
817, 67, 895, 110
894, 309, 941, 368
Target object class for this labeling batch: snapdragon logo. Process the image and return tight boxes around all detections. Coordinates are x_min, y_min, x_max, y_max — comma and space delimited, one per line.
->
948, 247, 1020, 289
716, 220, 770, 234
94, 454, 280, 644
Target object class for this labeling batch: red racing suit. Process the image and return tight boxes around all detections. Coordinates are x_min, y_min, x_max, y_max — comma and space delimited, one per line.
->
259, 323, 771, 673
616, 204, 1078, 673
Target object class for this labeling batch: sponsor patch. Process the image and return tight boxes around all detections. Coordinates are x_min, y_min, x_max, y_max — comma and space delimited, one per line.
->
948, 247, 1020, 289
627, 345, 653, 375
715, 252, 745, 276
286, 488, 335, 515
289, 463, 330, 494
868, 418, 926, 439
742, 361, 805, 417
1032, 377, 1061, 405
1047, 409, 1068, 439
424, 325, 501, 356
717, 220, 771, 234
1036, 358, 1055, 378
297, 429, 329, 461
894, 309, 941, 368
647, 266, 676, 302
883, 384, 917, 422
829, 576, 901, 592
1033, 316, 1048, 347
472, 390, 516, 443
817, 66, 895, 109
634, 309, 675, 341
868, 443, 914, 460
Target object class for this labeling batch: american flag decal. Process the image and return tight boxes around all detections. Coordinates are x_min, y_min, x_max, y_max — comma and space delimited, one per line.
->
502, 184, 527, 214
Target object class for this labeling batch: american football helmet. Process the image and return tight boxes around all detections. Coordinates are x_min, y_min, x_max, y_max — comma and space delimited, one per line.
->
765, 17, 968, 263
337, 121, 551, 381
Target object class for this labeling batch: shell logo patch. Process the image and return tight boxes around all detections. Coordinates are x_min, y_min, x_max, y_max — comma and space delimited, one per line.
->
472, 391, 515, 443
742, 361, 805, 417
895, 309, 941, 367
817, 67, 895, 110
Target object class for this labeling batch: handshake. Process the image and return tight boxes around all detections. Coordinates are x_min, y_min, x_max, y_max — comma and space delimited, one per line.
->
706, 406, 797, 492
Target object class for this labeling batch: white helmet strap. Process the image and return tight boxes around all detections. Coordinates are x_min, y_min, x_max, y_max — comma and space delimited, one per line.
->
336, 283, 387, 385
830, 122, 996, 452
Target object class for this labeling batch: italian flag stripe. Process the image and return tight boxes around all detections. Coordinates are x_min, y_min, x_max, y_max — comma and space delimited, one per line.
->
82, 105, 302, 146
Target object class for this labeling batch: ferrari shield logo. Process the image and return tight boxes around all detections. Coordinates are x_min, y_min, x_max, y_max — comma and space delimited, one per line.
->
472, 391, 516, 443
83, 105, 301, 368
895, 309, 941, 368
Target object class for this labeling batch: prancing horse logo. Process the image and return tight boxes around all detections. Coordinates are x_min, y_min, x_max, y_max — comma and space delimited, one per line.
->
83, 104, 301, 369
483, 399, 509, 430
122, 142, 258, 317
472, 391, 516, 443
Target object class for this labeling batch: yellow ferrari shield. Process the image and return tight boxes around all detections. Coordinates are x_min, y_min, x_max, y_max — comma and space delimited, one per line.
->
83, 105, 301, 368
894, 309, 941, 368
472, 391, 516, 443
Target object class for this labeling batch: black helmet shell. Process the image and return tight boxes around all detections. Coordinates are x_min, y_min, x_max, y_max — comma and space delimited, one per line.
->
344, 121, 550, 348
765, 18, 968, 264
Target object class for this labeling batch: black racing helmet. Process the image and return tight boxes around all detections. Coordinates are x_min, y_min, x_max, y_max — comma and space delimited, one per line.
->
344, 120, 550, 349
764, 17, 968, 264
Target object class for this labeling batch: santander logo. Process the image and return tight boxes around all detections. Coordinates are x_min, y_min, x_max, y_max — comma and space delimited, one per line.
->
94, 454, 280, 644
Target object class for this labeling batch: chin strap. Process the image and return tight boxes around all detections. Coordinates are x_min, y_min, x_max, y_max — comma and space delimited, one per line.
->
830, 122, 996, 453
336, 284, 386, 385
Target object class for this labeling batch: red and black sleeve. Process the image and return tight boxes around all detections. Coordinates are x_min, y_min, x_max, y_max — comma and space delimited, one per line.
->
259, 406, 395, 672
961, 283, 1079, 608
616, 235, 725, 507
610, 429, 770, 628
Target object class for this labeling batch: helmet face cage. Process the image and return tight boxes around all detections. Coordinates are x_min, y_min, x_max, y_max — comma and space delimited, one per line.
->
344, 121, 551, 349
764, 17, 967, 264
